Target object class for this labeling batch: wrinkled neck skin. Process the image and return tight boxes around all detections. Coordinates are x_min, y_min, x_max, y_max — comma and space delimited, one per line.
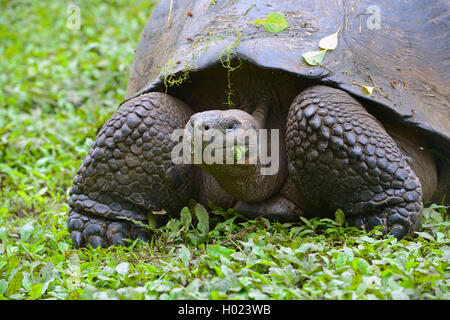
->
200, 159, 286, 203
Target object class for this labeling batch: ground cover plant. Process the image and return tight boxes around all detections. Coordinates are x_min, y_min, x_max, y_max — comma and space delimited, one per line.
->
0, 0, 448, 300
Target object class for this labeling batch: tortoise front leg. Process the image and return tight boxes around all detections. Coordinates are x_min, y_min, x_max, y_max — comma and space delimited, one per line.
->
286, 85, 423, 239
68, 92, 195, 248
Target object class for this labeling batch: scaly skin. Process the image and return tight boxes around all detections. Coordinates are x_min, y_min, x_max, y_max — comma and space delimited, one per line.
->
286, 86, 423, 238
68, 85, 427, 248
68, 92, 194, 248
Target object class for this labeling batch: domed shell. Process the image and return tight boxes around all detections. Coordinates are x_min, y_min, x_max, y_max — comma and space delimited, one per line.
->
126, 0, 449, 153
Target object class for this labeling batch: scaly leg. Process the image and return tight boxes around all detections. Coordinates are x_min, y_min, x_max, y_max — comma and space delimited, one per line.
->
286, 85, 423, 239
68, 93, 195, 247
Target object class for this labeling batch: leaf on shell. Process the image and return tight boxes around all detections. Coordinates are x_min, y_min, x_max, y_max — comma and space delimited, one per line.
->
152, 209, 167, 215
252, 12, 289, 33
362, 86, 375, 95
319, 27, 341, 51
302, 50, 326, 66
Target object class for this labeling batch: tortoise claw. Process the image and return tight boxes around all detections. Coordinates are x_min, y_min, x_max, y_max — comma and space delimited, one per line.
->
131, 225, 152, 242
107, 222, 129, 246
390, 223, 406, 240
87, 235, 104, 249
68, 209, 152, 248
71, 231, 82, 249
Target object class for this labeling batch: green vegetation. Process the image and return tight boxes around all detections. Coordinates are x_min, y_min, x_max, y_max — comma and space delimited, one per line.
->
251, 12, 290, 33
161, 30, 242, 107
0, 0, 449, 300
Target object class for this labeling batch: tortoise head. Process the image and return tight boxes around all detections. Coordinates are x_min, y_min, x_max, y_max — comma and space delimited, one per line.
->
181, 109, 283, 202
183, 109, 260, 174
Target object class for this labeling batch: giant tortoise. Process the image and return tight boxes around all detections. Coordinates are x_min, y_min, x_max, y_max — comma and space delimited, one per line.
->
68, 0, 450, 248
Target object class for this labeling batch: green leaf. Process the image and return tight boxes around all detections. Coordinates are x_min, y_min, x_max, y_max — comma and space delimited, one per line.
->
115, 262, 129, 276
210, 291, 220, 300
147, 212, 158, 228
299, 216, 313, 229
20, 221, 34, 242
194, 203, 209, 234
177, 245, 191, 268
28, 283, 43, 300
6, 256, 20, 276
0, 279, 7, 296
318, 27, 341, 51
404, 259, 418, 271
336, 253, 347, 268
7, 271, 23, 296
180, 207, 192, 230
415, 231, 435, 242
37, 261, 55, 283
302, 50, 327, 66
186, 232, 208, 245
208, 245, 235, 258
335, 209, 345, 226
66, 289, 82, 300
352, 258, 369, 275
252, 12, 289, 33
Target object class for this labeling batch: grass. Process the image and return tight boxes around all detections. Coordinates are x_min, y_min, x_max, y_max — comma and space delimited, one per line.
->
0, 0, 449, 300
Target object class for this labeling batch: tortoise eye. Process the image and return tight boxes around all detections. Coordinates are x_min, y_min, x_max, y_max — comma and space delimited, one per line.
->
222, 118, 241, 131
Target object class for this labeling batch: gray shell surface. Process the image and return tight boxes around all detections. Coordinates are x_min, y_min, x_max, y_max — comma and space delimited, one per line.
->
126, 0, 450, 153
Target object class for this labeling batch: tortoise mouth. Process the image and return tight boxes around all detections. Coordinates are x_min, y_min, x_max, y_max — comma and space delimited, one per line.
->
183, 127, 259, 166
